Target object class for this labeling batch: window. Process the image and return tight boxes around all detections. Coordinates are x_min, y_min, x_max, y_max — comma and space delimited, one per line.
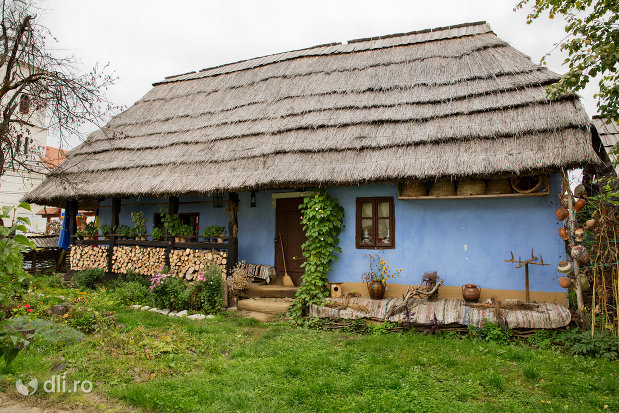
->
19, 94, 30, 114
356, 197, 394, 249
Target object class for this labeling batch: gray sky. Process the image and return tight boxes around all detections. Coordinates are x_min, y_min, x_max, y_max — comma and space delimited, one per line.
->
40, 0, 599, 148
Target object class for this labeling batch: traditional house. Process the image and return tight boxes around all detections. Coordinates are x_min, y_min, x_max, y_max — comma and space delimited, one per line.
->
26, 22, 603, 304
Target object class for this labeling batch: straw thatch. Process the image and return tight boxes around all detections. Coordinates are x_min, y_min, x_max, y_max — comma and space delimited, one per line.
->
25, 22, 601, 205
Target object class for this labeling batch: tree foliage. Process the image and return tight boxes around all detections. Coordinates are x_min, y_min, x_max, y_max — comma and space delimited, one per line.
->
0, 0, 117, 177
515, 0, 618, 122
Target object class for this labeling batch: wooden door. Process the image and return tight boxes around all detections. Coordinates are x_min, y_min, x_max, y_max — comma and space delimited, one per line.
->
275, 197, 306, 286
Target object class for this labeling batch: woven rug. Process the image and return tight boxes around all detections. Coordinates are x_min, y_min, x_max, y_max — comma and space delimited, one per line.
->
310, 297, 571, 329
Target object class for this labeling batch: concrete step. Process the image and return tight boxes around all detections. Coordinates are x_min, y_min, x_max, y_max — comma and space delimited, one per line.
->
237, 298, 291, 314
245, 283, 299, 299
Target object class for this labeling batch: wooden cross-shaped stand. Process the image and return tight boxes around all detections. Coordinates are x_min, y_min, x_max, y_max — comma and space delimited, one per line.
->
505, 249, 550, 302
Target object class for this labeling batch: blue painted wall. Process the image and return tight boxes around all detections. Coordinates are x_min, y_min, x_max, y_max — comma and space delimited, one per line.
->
100, 174, 565, 293
98, 195, 229, 236
328, 175, 565, 293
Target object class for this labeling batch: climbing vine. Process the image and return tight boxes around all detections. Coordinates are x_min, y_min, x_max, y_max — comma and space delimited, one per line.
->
289, 190, 344, 323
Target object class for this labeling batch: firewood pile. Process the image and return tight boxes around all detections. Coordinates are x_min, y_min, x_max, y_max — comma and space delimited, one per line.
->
70, 245, 109, 270
112, 246, 166, 276
170, 248, 227, 280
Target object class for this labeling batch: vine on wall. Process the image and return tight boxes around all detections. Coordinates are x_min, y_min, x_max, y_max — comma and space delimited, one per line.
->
289, 190, 344, 322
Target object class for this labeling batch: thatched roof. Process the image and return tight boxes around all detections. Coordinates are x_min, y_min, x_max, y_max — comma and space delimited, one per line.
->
26, 21, 601, 206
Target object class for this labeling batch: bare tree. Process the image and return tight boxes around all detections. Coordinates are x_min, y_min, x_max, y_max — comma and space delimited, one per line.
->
0, 0, 117, 178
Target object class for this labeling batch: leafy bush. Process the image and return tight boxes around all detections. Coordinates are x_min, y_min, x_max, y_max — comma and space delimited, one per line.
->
191, 265, 223, 313
151, 227, 163, 241
468, 320, 513, 344
0, 204, 35, 366
131, 211, 147, 237
559, 329, 619, 360
150, 273, 189, 311
74, 268, 105, 290
112, 281, 154, 306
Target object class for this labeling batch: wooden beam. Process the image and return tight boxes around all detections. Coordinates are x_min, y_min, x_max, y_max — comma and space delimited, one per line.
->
108, 197, 121, 275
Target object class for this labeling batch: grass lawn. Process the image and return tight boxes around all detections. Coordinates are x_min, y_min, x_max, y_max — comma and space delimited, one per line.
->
0, 285, 617, 412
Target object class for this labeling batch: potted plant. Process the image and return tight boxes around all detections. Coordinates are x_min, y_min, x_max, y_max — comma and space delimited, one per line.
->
161, 211, 182, 242
99, 223, 112, 240
131, 211, 148, 241
83, 221, 98, 240
179, 224, 193, 243
361, 254, 402, 300
75, 228, 86, 240
201, 225, 226, 242
117, 224, 131, 239
151, 227, 163, 241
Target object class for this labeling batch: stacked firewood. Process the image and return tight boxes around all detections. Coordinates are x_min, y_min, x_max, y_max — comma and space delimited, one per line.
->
112, 246, 166, 276
70, 245, 109, 270
170, 248, 227, 280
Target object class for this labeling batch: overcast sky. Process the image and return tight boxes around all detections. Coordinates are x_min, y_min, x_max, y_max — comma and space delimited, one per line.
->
40, 0, 599, 149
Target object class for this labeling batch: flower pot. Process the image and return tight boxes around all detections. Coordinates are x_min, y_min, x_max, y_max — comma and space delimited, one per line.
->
571, 245, 590, 264
555, 207, 569, 221
574, 198, 586, 212
462, 284, 481, 302
575, 228, 584, 242
558, 227, 570, 241
557, 260, 572, 274
558, 277, 573, 288
174, 236, 181, 243
367, 281, 386, 300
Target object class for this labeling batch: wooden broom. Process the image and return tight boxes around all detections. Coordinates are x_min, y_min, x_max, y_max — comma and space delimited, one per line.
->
279, 232, 295, 287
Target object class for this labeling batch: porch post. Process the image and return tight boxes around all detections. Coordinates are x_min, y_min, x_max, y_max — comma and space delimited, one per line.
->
164, 196, 179, 269
227, 192, 239, 272
107, 197, 121, 275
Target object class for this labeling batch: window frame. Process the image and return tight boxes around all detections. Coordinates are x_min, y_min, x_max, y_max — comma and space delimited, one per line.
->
355, 197, 395, 249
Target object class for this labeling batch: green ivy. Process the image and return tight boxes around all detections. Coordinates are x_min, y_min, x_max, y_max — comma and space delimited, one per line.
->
289, 190, 344, 323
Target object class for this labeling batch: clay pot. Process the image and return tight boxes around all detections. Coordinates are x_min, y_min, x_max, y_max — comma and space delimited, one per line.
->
558, 227, 570, 241
557, 260, 572, 274
368, 281, 386, 300
558, 277, 573, 288
571, 245, 590, 264
585, 219, 596, 230
574, 184, 586, 198
556, 207, 569, 221
580, 275, 590, 291
462, 284, 481, 302
574, 198, 586, 212
575, 228, 584, 242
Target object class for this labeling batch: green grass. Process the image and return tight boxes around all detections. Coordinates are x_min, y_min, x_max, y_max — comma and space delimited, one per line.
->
1, 283, 617, 412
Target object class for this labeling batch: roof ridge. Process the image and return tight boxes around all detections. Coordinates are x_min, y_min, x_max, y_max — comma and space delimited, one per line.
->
347, 21, 487, 44
159, 21, 489, 84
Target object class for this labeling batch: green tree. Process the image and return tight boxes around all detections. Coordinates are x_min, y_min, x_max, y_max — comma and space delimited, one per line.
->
515, 0, 618, 122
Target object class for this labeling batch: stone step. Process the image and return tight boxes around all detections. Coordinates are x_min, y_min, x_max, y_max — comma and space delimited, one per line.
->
245, 283, 299, 299
237, 310, 276, 323
237, 298, 291, 314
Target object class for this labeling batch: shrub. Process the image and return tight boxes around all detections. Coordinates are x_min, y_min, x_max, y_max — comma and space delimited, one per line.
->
468, 320, 513, 344
150, 272, 189, 311
112, 281, 154, 306
559, 329, 619, 360
192, 265, 223, 313
74, 268, 105, 290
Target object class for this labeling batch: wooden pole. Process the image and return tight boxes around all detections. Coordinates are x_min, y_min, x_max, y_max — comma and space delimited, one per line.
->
525, 263, 530, 302
562, 170, 585, 319
107, 197, 121, 275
